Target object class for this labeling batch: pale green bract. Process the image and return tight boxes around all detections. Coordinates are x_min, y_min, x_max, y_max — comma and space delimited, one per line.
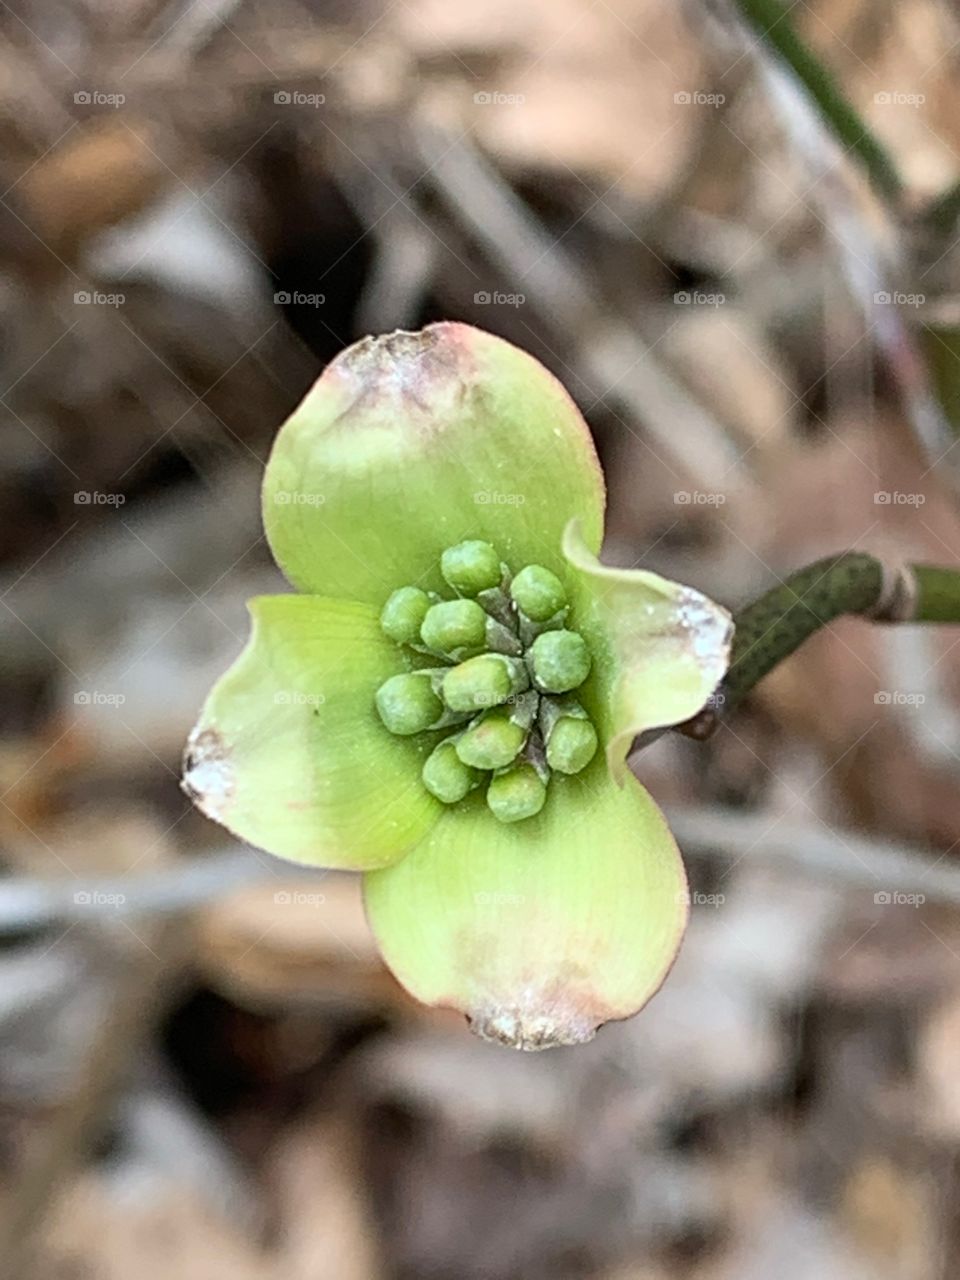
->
183, 323, 733, 1050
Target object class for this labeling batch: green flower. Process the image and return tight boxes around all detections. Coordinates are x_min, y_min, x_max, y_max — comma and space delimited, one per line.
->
182, 324, 732, 1050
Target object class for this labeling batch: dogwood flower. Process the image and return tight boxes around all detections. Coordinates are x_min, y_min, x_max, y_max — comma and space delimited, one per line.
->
183, 323, 732, 1049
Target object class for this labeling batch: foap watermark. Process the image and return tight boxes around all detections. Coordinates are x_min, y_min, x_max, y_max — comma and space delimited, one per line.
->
474, 490, 526, 506
674, 289, 725, 307
674, 490, 726, 506
874, 490, 925, 506
873, 291, 925, 307
498, 693, 534, 708
74, 290, 124, 307
74, 890, 126, 906
273, 691, 326, 708
874, 890, 925, 907
74, 90, 125, 108
874, 690, 925, 707
273, 490, 326, 506
274, 890, 326, 906
674, 90, 725, 107
474, 290, 525, 307
274, 291, 325, 307
274, 89, 326, 107
676, 889, 726, 907
473, 91, 525, 106
74, 690, 125, 707
75, 490, 125, 506
469, 690, 529, 710
874, 91, 925, 107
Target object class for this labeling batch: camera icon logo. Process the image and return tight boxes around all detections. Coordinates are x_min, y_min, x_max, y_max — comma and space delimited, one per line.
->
74, 91, 91, 104
274, 291, 291, 304
274, 91, 291, 104
274, 891, 292, 904
474, 291, 491, 304
874, 891, 892, 904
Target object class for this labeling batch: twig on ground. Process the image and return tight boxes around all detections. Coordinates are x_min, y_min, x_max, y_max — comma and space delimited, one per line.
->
668, 803, 960, 900
410, 122, 745, 488
0, 847, 306, 933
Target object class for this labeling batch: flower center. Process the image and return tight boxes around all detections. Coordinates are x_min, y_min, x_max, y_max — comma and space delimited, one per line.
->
375, 540, 598, 823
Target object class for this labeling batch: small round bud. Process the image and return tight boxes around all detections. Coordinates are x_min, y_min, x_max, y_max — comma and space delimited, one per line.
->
442, 655, 528, 713
380, 586, 431, 646
375, 672, 443, 736
422, 739, 481, 804
510, 564, 567, 622
456, 711, 526, 770
487, 763, 547, 823
420, 599, 486, 656
546, 715, 598, 774
440, 540, 502, 596
528, 629, 592, 693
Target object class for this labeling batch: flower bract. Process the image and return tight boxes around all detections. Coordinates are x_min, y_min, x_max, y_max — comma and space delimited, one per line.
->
183, 323, 732, 1049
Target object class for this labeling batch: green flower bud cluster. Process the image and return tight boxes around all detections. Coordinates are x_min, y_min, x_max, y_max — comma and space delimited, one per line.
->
375, 541, 599, 823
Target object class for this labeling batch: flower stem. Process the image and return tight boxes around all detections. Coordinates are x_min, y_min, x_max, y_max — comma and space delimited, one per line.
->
680, 553, 960, 739
730, 0, 904, 203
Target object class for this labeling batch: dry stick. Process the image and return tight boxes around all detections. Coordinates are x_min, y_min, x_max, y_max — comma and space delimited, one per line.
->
678, 552, 960, 741
0, 921, 185, 1279
409, 123, 745, 488
0, 821, 958, 942
667, 803, 960, 903
0, 846, 292, 933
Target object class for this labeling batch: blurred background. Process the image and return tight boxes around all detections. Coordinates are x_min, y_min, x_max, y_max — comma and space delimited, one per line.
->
5, 0, 960, 1276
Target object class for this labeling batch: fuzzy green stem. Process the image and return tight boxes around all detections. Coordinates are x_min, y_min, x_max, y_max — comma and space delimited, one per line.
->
731, 0, 904, 203
723, 553, 882, 705
679, 553, 960, 739
912, 565, 960, 621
